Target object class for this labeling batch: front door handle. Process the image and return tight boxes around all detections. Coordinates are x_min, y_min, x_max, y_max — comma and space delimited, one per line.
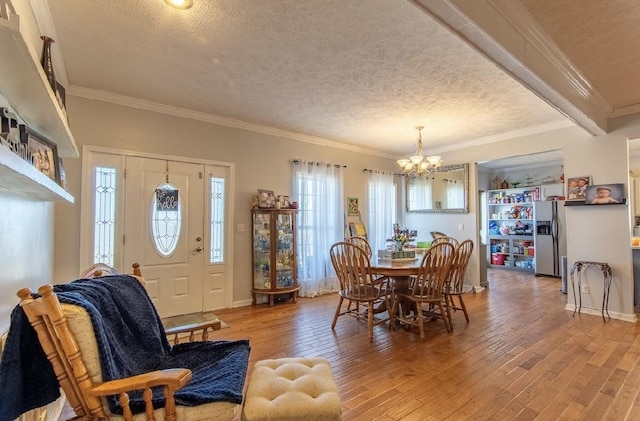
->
193, 247, 203, 254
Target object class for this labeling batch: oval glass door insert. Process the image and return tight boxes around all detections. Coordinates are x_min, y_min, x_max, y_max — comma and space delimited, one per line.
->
151, 183, 182, 257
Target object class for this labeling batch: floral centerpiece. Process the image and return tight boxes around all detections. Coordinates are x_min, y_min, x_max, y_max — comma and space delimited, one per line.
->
387, 223, 413, 251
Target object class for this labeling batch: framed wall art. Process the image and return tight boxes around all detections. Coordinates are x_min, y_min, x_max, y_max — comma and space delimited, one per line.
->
566, 175, 591, 201
585, 183, 625, 205
258, 189, 276, 208
347, 197, 359, 216
24, 129, 59, 183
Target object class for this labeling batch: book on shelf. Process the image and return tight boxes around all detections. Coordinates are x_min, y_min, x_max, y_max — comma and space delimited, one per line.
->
348, 222, 367, 238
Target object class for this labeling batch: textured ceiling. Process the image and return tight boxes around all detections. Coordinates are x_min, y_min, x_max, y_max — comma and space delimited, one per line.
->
44, 0, 569, 164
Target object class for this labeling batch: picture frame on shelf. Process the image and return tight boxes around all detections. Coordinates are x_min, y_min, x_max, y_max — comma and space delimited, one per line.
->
58, 157, 68, 191
258, 189, 276, 208
347, 197, 359, 216
566, 175, 591, 201
278, 195, 290, 208
585, 183, 624, 205
24, 128, 59, 184
55, 81, 66, 110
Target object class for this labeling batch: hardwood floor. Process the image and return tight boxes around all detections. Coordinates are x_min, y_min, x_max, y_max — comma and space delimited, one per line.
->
60, 269, 640, 420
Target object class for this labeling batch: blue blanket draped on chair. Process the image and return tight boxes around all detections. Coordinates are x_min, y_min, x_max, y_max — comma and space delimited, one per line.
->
0, 275, 250, 421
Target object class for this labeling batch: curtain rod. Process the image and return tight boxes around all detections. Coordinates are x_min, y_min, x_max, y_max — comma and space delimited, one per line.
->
362, 168, 402, 176
291, 159, 346, 168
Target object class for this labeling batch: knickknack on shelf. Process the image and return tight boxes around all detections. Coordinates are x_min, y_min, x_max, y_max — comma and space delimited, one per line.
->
0, 13, 74, 202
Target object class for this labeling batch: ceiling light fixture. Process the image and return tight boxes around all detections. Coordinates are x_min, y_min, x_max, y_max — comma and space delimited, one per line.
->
397, 125, 442, 176
164, 0, 193, 10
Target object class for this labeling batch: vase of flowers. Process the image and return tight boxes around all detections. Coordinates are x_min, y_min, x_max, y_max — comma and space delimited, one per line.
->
388, 223, 408, 251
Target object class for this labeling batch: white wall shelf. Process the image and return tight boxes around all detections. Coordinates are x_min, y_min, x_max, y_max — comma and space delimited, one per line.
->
0, 14, 78, 158
0, 147, 73, 202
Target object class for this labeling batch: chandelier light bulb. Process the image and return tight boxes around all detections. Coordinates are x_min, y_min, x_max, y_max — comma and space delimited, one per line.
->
410, 155, 424, 165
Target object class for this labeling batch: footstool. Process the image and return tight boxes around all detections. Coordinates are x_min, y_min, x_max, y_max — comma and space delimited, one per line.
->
241, 357, 342, 421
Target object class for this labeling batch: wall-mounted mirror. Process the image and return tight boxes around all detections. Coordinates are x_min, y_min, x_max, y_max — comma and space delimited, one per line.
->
405, 163, 469, 213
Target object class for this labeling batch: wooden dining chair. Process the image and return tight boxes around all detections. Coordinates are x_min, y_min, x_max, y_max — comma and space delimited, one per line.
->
430, 231, 449, 240
391, 242, 455, 340
345, 235, 391, 285
444, 239, 474, 324
345, 235, 372, 257
329, 241, 391, 343
431, 235, 459, 249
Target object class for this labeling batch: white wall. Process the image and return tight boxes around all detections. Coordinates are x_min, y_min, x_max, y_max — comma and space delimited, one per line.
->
0, 1, 60, 333
55, 96, 399, 303
0, 192, 55, 333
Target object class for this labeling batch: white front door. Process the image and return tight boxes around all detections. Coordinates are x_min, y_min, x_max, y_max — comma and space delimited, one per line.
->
123, 157, 205, 317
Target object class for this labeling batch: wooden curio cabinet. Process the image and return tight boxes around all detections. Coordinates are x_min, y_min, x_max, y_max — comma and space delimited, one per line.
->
251, 208, 300, 305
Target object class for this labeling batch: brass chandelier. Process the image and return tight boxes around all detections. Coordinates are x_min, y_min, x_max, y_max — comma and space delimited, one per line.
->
397, 126, 442, 176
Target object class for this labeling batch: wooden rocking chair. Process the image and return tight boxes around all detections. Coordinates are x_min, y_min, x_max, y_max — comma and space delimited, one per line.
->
12, 263, 247, 421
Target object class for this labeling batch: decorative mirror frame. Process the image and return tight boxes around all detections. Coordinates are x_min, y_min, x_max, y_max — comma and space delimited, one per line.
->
405, 163, 469, 213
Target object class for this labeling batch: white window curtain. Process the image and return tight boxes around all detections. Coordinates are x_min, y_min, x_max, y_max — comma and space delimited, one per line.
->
445, 179, 464, 208
291, 160, 343, 297
409, 177, 433, 210
367, 170, 396, 253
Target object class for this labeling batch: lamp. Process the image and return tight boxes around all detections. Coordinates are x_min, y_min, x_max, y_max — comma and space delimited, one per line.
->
397, 126, 442, 176
164, 0, 193, 9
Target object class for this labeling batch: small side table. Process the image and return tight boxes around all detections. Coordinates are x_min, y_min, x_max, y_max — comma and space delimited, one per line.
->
570, 261, 613, 322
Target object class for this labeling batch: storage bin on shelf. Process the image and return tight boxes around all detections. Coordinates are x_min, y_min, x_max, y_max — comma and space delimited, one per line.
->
491, 253, 505, 265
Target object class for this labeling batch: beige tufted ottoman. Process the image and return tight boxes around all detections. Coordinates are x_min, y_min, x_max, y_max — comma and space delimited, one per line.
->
241, 357, 342, 421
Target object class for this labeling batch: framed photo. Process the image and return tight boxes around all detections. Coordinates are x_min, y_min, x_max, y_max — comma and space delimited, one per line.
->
258, 189, 276, 208
585, 183, 624, 205
278, 195, 290, 208
58, 157, 68, 191
566, 176, 592, 201
24, 129, 59, 184
347, 197, 359, 216
56, 81, 66, 110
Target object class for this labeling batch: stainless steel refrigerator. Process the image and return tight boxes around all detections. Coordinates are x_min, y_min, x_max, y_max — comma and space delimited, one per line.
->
533, 200, 567, 277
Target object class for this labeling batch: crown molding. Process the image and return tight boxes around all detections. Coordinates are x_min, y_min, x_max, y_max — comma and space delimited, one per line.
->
411, 0, 611, 136
68, 85, 398, 159
432, 119, 575, 155
70, 85, 577, 162
611, 104, 640, 119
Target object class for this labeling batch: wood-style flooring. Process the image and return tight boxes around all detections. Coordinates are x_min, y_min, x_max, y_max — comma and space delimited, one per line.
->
61, 269, 640, 420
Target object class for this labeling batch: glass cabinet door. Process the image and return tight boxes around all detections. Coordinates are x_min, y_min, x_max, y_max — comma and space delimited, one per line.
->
251, 208, 299, 305
253, 212, 271, 290
275, 212, 294, 288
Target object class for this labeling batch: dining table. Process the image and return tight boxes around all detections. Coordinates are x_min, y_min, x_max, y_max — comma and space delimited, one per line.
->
369, 254, 424, 315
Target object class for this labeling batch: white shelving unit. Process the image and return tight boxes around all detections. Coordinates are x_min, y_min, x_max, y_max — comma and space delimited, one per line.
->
0, 13, 76, 203
487, 187, 537, 272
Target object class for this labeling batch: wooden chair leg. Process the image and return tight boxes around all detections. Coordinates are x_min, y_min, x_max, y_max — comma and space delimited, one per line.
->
368, 300, 374, 343
331, 297, 344, 329
416, 302, 425, 341
458, 295, 469, 323
439, 301, 452, 333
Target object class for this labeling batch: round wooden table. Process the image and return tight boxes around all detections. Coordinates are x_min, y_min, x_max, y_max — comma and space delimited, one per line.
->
369, 255, 423, 314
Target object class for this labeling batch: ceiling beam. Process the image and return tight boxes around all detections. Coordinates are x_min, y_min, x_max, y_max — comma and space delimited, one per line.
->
410, 0, 611, 136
